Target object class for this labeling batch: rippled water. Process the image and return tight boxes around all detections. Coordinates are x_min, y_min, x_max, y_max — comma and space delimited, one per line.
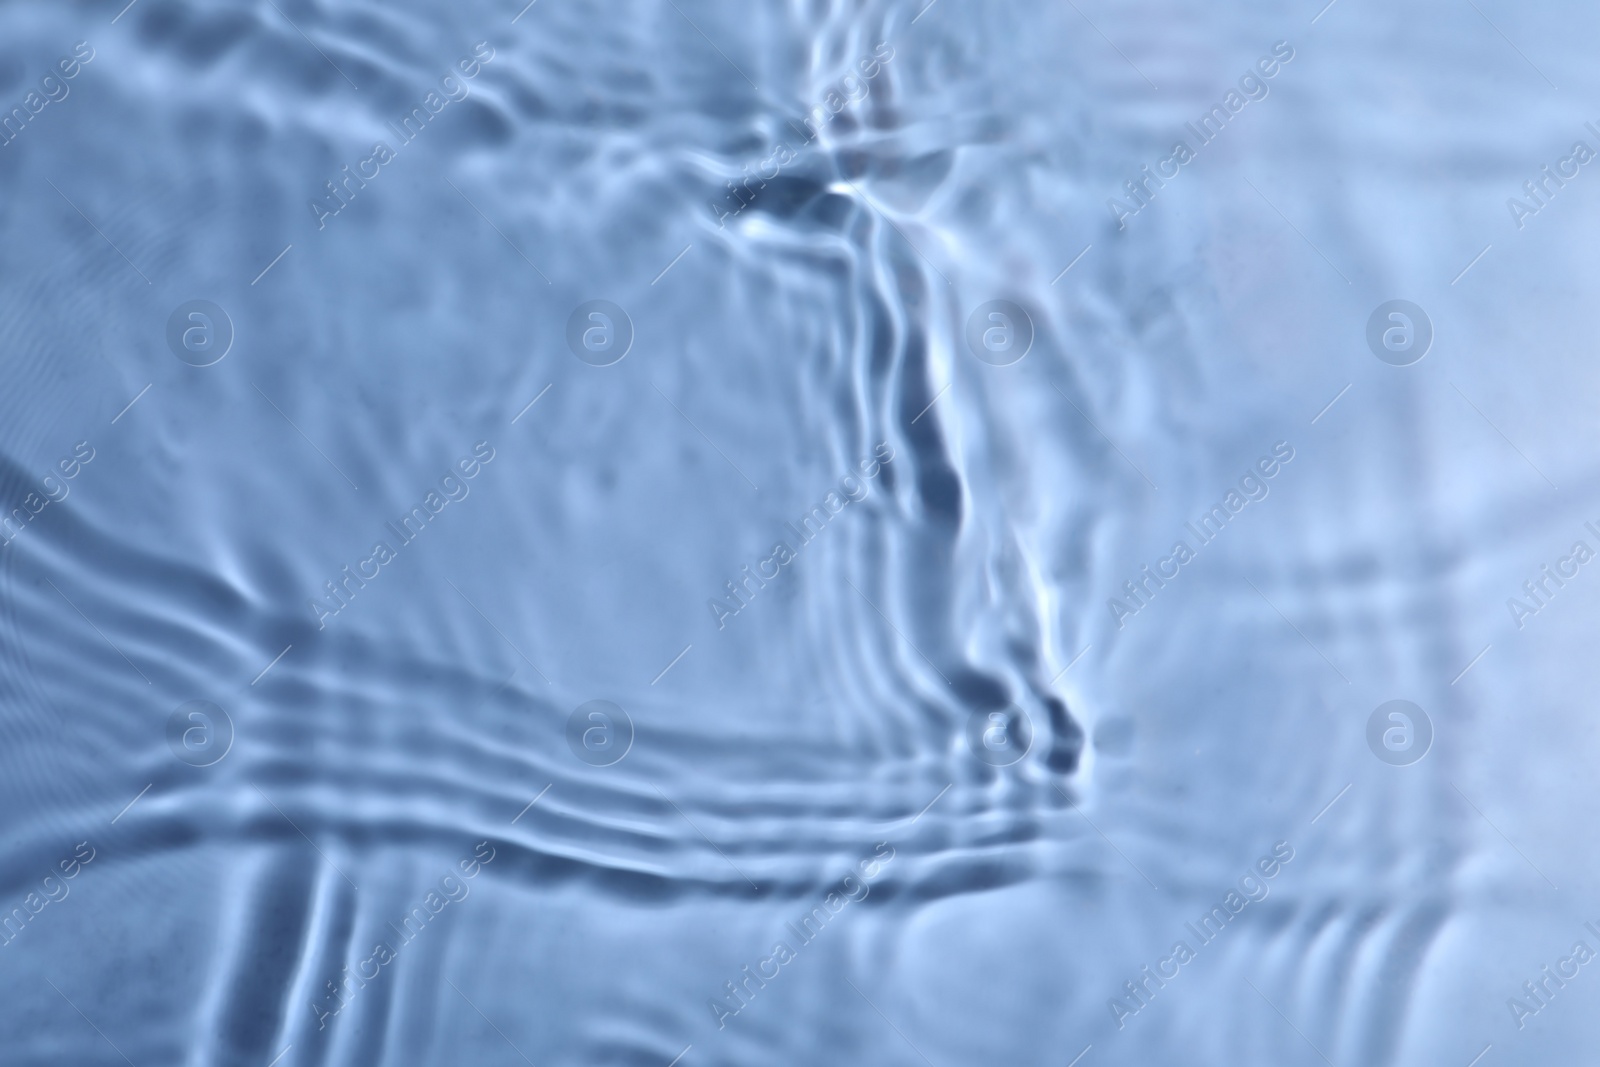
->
2, 0, 1597, 1064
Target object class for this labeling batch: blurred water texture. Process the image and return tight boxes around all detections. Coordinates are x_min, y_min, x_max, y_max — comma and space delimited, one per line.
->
0, 0, 1597, 1065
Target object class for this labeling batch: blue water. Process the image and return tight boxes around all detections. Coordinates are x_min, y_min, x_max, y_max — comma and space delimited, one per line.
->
2, 0, 1597, 1064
